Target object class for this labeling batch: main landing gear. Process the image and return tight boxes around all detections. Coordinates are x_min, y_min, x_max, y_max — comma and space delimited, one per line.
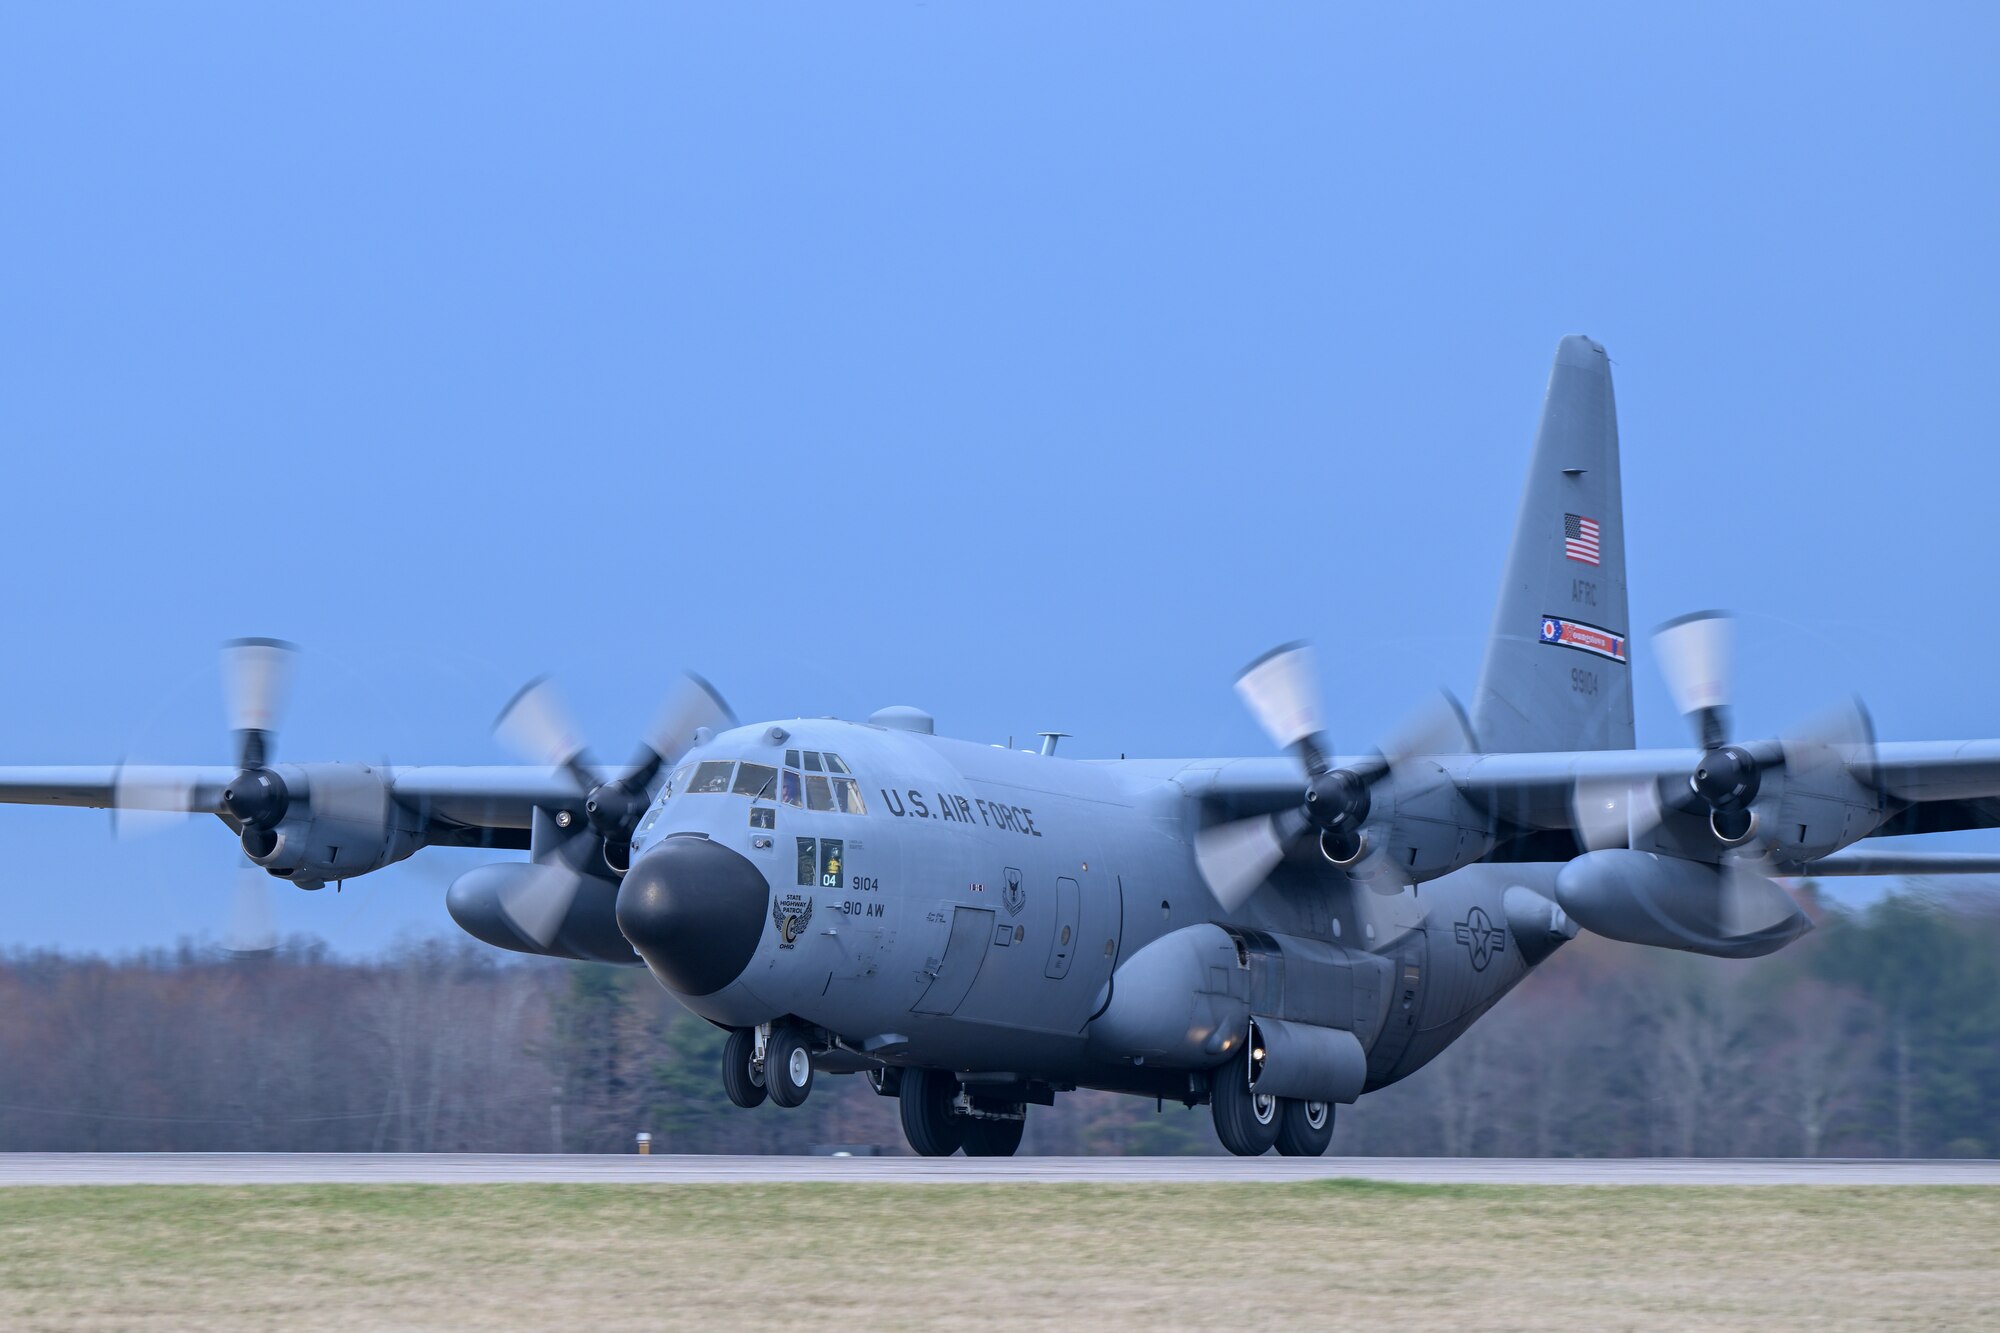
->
892, 1068, 1027, 1157
724, 1022, 815, 1110
1210, 1048, 1334, 1157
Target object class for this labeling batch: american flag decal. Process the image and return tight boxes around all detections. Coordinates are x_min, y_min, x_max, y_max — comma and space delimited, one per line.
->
1564, 513, 1601, 565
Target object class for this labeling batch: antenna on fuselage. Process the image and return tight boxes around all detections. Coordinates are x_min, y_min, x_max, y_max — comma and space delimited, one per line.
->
1038, 732, 1070, 757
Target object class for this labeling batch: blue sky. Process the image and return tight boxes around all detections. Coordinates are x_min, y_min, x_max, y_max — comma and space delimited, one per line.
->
1, 4, 1994, 952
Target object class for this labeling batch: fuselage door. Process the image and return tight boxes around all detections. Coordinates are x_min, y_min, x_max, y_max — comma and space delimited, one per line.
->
912, 905, 996, 1016
1044, 876, 1080, 980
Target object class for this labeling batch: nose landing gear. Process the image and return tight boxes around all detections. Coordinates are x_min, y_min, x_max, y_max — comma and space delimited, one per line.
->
766, 1025, 815, 1108
725, 1022, 815, 1109
721, 1026, 767, 1108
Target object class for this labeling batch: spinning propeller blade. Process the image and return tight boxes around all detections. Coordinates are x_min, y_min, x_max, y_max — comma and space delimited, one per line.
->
224, 860, 279, 956
1194, 811, 1305, 913
109, 763, 201, 840
492, 670, 736, 851
1570, 772, 1665, 853
494, 676, 596, 790
221, 638, 297, 770
1235, 642, 1330, 772
1653, 611, 1733, 750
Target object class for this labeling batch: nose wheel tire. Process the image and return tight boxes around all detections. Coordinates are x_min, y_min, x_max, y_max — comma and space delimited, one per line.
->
1210, 1048, 1280, 1156
898, 1068, 964, 1157
959, 1112, 1026, 1157
766, 1025, 814, 1108
721, 1027, 767, 1109
1274, 1099, 1334, 1157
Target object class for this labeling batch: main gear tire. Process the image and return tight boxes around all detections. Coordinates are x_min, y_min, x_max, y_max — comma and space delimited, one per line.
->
721, 1027, 767, 1109
1210, 1049, 1280, 1157
766, 1025, 814, 1108
1274, 1099, 1335, 1157
959, 1112, 1026, 1158
899, 1068, 964, 1157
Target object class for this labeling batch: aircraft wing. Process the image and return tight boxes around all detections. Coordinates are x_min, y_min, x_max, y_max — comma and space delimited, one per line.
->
1178, 740, 2000, 885
0, 764, 604, 833
0, 766, 237, 812
382, 766, 607, 831
1863, 742, 2000, 834
1455, 742, 2000, 838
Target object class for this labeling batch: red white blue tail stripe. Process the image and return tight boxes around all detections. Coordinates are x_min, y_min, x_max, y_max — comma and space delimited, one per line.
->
1540, 616, 1627, 663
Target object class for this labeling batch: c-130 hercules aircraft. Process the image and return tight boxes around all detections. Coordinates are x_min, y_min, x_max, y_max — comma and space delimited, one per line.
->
8, 336, 1999, 1156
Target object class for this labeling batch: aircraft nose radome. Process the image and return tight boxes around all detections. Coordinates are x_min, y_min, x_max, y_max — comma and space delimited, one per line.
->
616, 836, 769, 997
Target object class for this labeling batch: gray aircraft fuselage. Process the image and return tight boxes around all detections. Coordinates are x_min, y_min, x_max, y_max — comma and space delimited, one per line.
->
623, 714, 1541, 1102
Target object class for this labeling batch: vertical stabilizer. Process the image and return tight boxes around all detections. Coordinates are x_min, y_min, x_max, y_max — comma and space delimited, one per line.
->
1470, 337, 1635, 754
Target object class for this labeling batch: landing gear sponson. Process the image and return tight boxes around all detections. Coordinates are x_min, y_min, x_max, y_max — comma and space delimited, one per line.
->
727, 1025, 1334, 1158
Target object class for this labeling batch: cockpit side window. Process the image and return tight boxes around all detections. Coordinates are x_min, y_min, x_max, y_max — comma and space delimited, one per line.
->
805, 774, 835, 812
688, 761, 735, 794
733, 763, 778, 799
831, 776, 866, 814
824, 753, 851, 775
780, 769, 804, 807
663, 764, 695, 798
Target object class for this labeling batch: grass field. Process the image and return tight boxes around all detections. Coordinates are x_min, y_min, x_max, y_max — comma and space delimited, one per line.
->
2, 1182, 1996, 1330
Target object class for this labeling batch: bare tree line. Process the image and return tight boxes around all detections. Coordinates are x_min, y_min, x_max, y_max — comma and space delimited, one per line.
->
1, 888, 1994, 1156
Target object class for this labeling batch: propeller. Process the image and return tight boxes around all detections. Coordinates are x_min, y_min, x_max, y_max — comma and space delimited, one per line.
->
109, 640, 302, 952
1574, 611, 1878, 856
493, 671, 736, 854
1651, 611, 1770, 842
213, 638, 304, 951
217, 638, 299, 857
1195, 642, 1473, 910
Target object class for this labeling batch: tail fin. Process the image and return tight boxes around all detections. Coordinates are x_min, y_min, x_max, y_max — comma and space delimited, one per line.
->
1469, 336, 1635, 754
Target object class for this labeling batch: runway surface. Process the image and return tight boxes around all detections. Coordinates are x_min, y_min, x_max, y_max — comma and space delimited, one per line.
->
1, 1153, 1995, 1186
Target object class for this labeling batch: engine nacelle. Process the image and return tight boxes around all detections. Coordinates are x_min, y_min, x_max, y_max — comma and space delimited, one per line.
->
446, 862, 640, 965
1554, 849, 1812, 959
1356, 758, 1497, 887
241, 763, 423, 889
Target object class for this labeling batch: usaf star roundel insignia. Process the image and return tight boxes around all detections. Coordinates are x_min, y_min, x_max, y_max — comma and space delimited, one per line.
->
1454, 906, 1506, 972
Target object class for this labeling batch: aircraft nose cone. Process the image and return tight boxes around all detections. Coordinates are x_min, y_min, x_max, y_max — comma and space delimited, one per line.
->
616, 835, 770, 996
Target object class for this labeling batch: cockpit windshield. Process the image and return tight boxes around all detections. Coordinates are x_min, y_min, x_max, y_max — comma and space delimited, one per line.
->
664, 751, 867, 815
